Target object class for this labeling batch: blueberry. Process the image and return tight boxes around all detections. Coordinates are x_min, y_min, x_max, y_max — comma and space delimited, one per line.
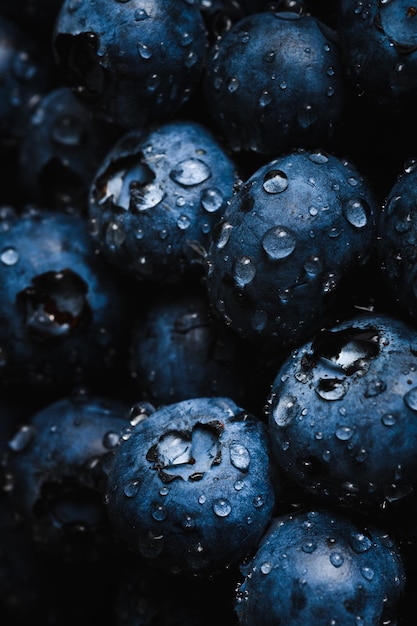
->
266, 312, 417, 508
128, 283, 247, 406
204, 148, 379, 347
18, 86, 121, 214
338, 0, 417, 113
203, 10, 347, 154
106, 396, 278, 574
377, 158, 417, 324
4, 391, 129, 561
53, 0, 208, 129
88, 119, 239, 284
0, 207, 130, 392
235, 508, 406, 625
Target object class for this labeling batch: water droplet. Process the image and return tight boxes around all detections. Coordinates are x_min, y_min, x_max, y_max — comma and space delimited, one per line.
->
297, 104, 318, 128
12, 51, 37, 81
364, 378, 386, 397
52, 115, 83, 146
137, 42, 152, 59
335, 426, 353, 441
251, 309, 267, 332
260, 562, 272, 574
105, 221, 126, 248
258, 90, 272, 107
170, 158, 211, 186
253, 495, 264, 508
302, 541, 317, 553
230, 443, 250, 471
330, 552, 344, 568
182, 515, 196, 531
134, 8, 149, 20
227, 77, 240, 92
361, 566, 374, 581
103, 431, 120, 449
404, 387, 417, 411
233, 256, 256, 287
198, 494, 206, 505
304, 255, 323, 276
0, 247, 19, 266
308, 151, 329, 164
8, 425, 35, 452
349, 532, 372, 553
213, 498, 232, 517
151, 503, 168, 521
234, 479, 245, 491
146, 73, 160, 91
215, 222, 233, 248
261, 226, 296, 260
123, 480, 139, 498
262, 169, 288, 193
343, 198, 370, 229
201, 188, 224, 212
177, 215, 191, 230
316, 380, 347, 401
381, 413, 397, 427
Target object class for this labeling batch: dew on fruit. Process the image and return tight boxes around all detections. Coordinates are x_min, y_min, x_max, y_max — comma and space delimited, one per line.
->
105, 221, 126, 247
315, 379, 347, 401
308, 151, 329, 164
52, 115, 83, 146
137, 42, 152, 59
8, 424, 35, 452
262, 169, 288, 193
302, 541, 317, 553
271, 394, 298, 427
123, 480, 139, 498
329, 552, 344, 568
234, 479, 245, 491
213, 497, 232, 517
227, 77, 240, 93
251, 309, 267, 332
403, 386, 417, 411
233, 256, 256, 287
229, 443, 250, 471
258, 90, 272, 107
381, 413, 397, 427
261, 226, 296, 260
151, 503, 168, 521
134, 8, 149, 20
201, 187, 224, 212
215, 221, 233, 248
364, 378, 386, 397
103, 431, 120, 449
12, 51, 37, 81
198, 494, 206, 504
260, 562, 272, 574
146, 73, 160, 91
360, 566, 374, 582
177, 215, 191, 230
0, 246, 19, 266
304, 255, 323, 276
342, 198, 370, 228
297, 104, 318, 129
170, 158, 211, 186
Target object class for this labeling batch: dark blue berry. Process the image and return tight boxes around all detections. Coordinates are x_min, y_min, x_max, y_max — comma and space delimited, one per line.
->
107, 396, 278, 574
204, 148, 379, 347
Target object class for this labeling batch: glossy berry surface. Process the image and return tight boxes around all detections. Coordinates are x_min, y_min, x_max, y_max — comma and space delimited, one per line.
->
88, 119, 239, 284
203, 10, 347, 154
205, 148, 379, 346
235, 508, 406, 626
0, 208, 130, 392
107, 396, 277, 574
53, 0, 207, 129
4, 393, 129, 561
266, 312, 417, 508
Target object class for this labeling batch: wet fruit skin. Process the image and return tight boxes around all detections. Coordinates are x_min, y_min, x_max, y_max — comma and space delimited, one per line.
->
235, 508, 406, 626
204, 148, 379, 347
203, 10, 347, 154
88, 118, 239, 284
52, 0, 208, 130
106, 396, 278, 574
266, 312, 417, 508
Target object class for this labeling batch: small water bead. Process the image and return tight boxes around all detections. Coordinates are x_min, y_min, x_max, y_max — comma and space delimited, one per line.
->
349, 532, 372, 554
105, 221, 126, 248
329, 552, 344, 568
123, 480, 140, 498
261, 226, 296, 260
201, 187, 224, 212
308, 151, 329, 164
342, 198, 370, 229
326, 86, 334, 97
253, 495, 264, 508
198, 494, 206, 505
103, 431, 120, 449
262, 169, 288, 193
159, 486, 169, 496
8, 424, 35, 452
12, 51, 37, 81
182, 515, 196, 531
229, 443, 250, 471
360, 566, 374, 581
258, 90, 272, 107
404, 386, 417, 411
137, 42, 152, 59
151, 503, 168, 521
316, 380, 347, 401
297, 104, 318, 129
52, 115, 84, 146
185, 51, 198, 68
233, 256, 256, 287
335, 426, 354, 441
213, 498, 232, 517
146, 73, 160, 91
263, 50, 275, 63
381, 413, 397, 427
364, 378, 386, 397
0, 247, 19, 266
170, 158, 211, 186
302, 541, 317, 553
177, 215, 191, 230
227, 77, 240, 93
251, 309, 267, 332
134, 8, 148, 20
234, 479, 245, 491
304, 255, 323, 276
260, 562, 272, 575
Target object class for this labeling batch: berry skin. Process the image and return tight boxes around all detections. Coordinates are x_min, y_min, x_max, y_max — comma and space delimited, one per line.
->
338, 0, 417, 113
377, 158, 417, 325
106, 396, 278, 574
18, 86, 121, 214
0, 208, 130, 392
88, 119, 239, 284
203, 10, 347, 154
128, 283, 247, 407
235, 508, 406, 626
53, 0, 208, 130
4, 392, 129, 561
266, 312, 417, 508
204, 148, 379, 347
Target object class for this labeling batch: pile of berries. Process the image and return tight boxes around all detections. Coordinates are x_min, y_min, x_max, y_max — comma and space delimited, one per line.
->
1, 1, 417, 624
